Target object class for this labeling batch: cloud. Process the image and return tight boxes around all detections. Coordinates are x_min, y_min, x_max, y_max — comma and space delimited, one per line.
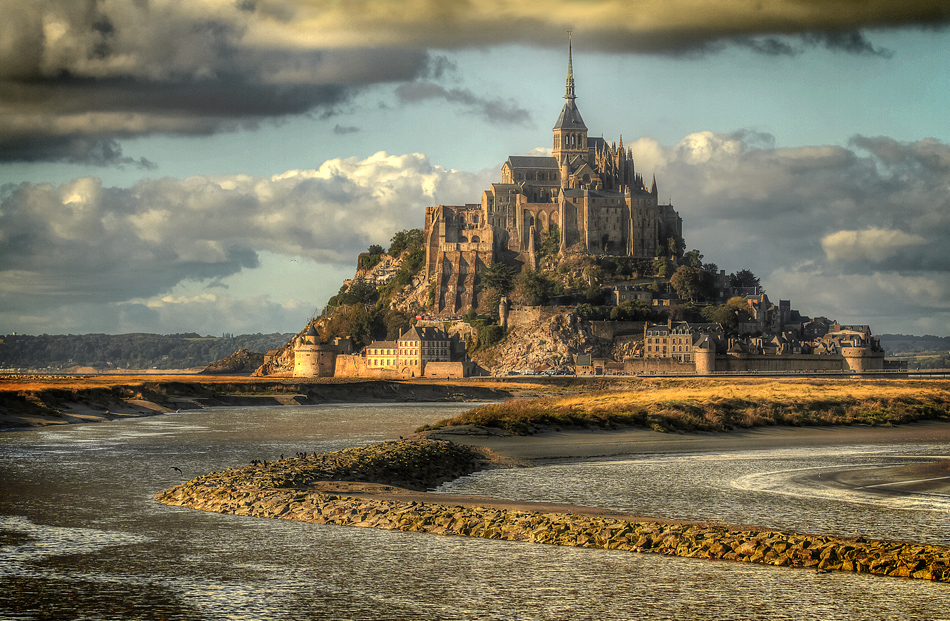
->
3, 130, 948, 335
333, 124, 361, 135
5, 1, 944, 165
636, 131, 950, 333
276, 0, 948, 55
0, 152, 493, 328
821, 228, 927, 264
0, 1, 431, 165
395, 82, 532, 126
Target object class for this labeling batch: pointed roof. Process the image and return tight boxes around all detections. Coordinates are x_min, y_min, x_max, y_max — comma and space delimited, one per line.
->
553, 33, 587, 131
554, 99, 587, 131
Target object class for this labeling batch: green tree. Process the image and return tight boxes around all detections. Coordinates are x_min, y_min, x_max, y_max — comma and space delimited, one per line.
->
585, 283, 608, 304
537, 224, 561, 259
730, 269, 761, 291
346, 278, 379, 305
682, 249, 704, 268
700, 296, 748, 332
388, 229, 424, 257
582, 264, 603, 285
358, 252, 382, 270
512, 269, 553, 306
652, 256, 674, 278
667, 235, 685, 260
610, 299, 655, 321
383, 310, 412, 340
479, 262, 516, 295
670, 265, 713, 303
477, 286, 504, 321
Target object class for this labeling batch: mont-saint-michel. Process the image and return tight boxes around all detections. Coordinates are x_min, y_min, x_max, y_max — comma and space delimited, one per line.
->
256, 41, 899, 382
3, 11, 950, 619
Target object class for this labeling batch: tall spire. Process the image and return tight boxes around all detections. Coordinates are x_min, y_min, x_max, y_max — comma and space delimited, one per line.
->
565, 31, 575, 102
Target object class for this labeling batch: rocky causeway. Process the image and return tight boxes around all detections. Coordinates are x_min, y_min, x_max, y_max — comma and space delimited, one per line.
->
155, 433, 950, 583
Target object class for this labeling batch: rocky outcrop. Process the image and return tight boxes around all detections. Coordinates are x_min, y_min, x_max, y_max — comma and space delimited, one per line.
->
156, 439, 950, 583
474, 312, 613, 374
202, 348, 264, 374
166, 439, 493, 491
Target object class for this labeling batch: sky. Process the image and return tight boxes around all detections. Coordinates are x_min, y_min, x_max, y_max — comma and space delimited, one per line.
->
1, 1, 949, 338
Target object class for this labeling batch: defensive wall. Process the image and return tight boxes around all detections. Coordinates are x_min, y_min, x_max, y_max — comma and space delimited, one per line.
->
590, 321, 647, 340
507, 306, 577, 328
624, 349, 887, 375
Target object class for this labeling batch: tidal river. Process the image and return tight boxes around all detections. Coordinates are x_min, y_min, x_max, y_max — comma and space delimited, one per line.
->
1, 403, 949, 620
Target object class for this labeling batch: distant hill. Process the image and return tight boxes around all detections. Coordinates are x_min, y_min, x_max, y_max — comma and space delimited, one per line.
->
877, 334, 950, 370
0, 333, 295, 372
877, 334, 950, 355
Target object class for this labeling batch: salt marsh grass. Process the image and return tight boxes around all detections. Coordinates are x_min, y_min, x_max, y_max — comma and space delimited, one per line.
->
421, 379, 950, 434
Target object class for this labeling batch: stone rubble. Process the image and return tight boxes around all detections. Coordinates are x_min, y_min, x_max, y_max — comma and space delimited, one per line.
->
155, 439, 950, 583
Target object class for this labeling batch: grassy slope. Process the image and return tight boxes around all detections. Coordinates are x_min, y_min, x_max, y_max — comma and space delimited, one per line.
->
421, 378, 950, 434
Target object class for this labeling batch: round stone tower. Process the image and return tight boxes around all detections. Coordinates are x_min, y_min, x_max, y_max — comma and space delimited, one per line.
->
293, 325, 321, 378
693, 336, 717, 375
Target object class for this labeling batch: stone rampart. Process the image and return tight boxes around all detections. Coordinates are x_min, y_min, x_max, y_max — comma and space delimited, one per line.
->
624, 358, 697, 374
842, 347, 886, 373
718, 354, 846, 373
335, 354, 404, 379
424, 362, 468, 379
507, 306, 575, 328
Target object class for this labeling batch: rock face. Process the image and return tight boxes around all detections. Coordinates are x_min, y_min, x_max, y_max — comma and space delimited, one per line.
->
202, 348, 265, 374
475, 313, 613, 374
155, 439, 950, 583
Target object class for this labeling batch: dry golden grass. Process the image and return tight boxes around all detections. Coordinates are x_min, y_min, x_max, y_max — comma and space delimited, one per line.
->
420, 378, 950, 434
0, 374, 266, 393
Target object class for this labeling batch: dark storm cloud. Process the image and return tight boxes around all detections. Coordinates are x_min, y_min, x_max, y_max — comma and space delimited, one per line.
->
284, 0, 949, 56
734, 31, 893, 57
0, 0, 430, 165
395, 82, 532, 126
7, 1, 943, 166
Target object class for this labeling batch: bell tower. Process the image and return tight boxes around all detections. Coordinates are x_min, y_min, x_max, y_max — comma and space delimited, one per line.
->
552, 32, 588, 188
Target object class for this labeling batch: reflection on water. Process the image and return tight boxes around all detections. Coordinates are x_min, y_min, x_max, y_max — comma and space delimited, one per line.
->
2, 404, 950, 620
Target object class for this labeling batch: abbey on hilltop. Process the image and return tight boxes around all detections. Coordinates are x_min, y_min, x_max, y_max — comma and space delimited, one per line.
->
424, 36, 682, 315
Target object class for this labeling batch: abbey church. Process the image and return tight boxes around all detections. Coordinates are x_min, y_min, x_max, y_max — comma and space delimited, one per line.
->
424, 38, 683, 314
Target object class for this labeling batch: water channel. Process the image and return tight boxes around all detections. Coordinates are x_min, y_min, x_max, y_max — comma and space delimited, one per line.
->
2, 403, 950, 620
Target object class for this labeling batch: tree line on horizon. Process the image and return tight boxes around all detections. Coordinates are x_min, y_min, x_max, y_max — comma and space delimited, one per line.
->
0, 332, 295, 371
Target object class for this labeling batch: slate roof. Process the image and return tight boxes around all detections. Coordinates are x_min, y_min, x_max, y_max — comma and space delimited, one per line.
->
506, 156, 559, 169
553, 99, 587, 131
398, 326, 448, 342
